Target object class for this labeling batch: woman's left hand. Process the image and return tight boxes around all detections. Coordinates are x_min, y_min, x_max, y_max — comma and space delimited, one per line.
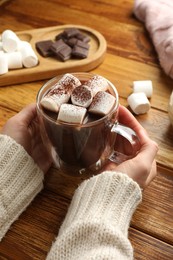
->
1, 103, 52, 173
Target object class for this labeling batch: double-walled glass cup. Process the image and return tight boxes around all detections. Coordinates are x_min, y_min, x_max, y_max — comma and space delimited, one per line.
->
36, 73, 140, 176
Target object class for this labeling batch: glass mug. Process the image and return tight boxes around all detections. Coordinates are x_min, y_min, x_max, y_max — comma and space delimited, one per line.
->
36, 72, 141, 176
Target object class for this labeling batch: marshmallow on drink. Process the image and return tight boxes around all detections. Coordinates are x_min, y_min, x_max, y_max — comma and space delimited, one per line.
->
41, 88, 72, 113
6, 51, 23, 69
20, 41, 38, 68
41, 97, 59, 113
42, 73, 81, 111
2, 30, 21, 52
86, 75, 109, 96
71, 85, 93, 108
127, 92, 150, 115
0, 53, 8, 75
133, 80, 153, 98
89, 91, 116, 116
57, 73, 81, 90
58, 104, 87, 124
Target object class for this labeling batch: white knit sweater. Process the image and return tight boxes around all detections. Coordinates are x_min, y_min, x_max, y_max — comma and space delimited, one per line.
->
0, 134, 142, 259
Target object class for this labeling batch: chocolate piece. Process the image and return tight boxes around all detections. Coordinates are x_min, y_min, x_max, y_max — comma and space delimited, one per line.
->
55, 45, 72, 61
35, 40, 53, 57
55, 32, 67, 42
50, 39, 66, 53
72, 45, 89, 59
67, 37, 78, 47
50, 39, 72, 61
63, 28, 80, 38
76, 40, 89, 50
76, 33, 90, 43
35, 27, 91, 62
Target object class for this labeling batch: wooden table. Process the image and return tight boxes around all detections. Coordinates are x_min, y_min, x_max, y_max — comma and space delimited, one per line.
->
0, 0, 173, 259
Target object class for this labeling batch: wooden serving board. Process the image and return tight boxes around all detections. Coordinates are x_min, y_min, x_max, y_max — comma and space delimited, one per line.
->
0, 25, 107, 87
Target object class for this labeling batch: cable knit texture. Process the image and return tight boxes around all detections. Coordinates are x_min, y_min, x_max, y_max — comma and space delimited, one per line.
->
0, 134, 44, 241
0, 134, 142, 259
47, 171, 142, 260
134, 0, 173, 79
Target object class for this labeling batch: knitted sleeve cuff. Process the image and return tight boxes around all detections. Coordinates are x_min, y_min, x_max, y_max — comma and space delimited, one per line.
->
0, 134, 44, 241
59, 171, 142, 236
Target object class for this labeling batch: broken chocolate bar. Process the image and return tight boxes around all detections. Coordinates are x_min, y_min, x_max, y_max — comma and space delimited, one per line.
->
50, 39, 72, 61
35, 27, 91, 61
55, 45, 72, 61
63, 28, 80, 38
76, 33, 90, 43
72, 45, 88, 59
35, 40, 54, 57
66, 37, 78, 47
50, 39, 67, 53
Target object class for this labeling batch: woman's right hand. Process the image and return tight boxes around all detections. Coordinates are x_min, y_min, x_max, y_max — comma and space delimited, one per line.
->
103, 105, 158, 189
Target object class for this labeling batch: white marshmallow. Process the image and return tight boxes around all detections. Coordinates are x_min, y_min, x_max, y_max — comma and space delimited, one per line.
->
42, 90, 70, 112
0, 42, 3, 51
19, 41, 38, 68
86, 75, 109, 96
6, 51, 23, 69
58, 73, 81, 90
2, 29, 21, 52
89, 91, 116, 116
58, 104, 87, 124
133, 80, 153, 98
41, 97, 59, 113
71, 85, 93, 108
0, 53, 8, 75
127, 92, 150, 115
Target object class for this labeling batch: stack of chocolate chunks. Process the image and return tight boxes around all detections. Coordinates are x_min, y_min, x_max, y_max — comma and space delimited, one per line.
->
36, 28, 90, 61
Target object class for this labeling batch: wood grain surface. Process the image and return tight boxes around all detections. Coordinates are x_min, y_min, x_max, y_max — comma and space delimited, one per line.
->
0, 0, 173, 259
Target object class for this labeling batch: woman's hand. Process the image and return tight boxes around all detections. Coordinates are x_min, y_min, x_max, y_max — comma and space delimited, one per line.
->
1, 103, 52, 174
103, 105, 158, 189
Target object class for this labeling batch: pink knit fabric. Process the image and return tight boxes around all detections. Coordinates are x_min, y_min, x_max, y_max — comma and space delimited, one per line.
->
134, 0, 173, 79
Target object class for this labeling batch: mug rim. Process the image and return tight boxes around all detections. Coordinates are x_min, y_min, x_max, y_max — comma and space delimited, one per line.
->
36, 72, 119, 128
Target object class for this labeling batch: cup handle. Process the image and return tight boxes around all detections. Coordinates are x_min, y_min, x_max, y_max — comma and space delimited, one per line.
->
109, 123, 141, 164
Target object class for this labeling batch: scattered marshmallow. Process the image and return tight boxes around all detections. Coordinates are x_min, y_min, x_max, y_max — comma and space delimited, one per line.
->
6, 51, 23, 69
20, 41, 38, 68
86, 75, 109, 96
89, 91, 116, 116
1, 29, 21, 52
0, 53, 8, 75
58, 104, 87, 124
133, 80, 153, 98
71, 85, 93, 107
127, 92, 150, 115
0, 42, 3, 51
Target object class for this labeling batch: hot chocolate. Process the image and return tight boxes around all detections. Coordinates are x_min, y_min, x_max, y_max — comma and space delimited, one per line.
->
38, 73, 118, 172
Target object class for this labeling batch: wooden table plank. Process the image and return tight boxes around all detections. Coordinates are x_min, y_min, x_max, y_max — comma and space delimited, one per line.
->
130, 228, 173, 260
132, 165, 173, 245
0, 0, 173, 259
